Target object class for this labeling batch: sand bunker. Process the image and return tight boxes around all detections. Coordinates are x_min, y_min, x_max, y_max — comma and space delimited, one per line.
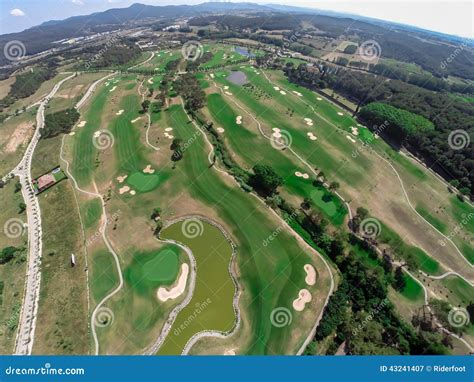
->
292, 90, 303, 97
304, 118, 314, 126
223, 86, 229, 90
210, 73, 215, 78
116, 175, 128, 183
143, 165, 155, 174
116, 109, 124, 116
337, 112, 344, 116
236, 116, 243, 125
147, 78, 153, 84
217, 127, 225, 133
165, 127, 173, 132
279, 90, 287, 95
316, 97, 322, 101
157, 263, 189, 302
164, 132, 174, 139
295, 171, 310, 179
304, 264, 316, 286
350, 126, 359, 136
77, 120, 87, 128
307, 132, 317, 141
225, 91, 233, 96
119, 185, 130, 194
130, 190, 136, 196
346, 135, 356, 143
224, 349, 236, 356
69, 132, 75, 136
93, 131, 101, 138
131, 117, 142, 123
109, 86, 117, 93
273, 86, 280, 91
293, 289, 312, 311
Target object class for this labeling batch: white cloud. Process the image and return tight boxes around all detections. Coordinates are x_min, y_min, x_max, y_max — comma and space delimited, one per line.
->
72, 0, 84, 5
10, 8, 26, 17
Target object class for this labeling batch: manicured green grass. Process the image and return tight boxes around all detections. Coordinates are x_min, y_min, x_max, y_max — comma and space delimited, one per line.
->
400, 273, 423, 301
415, 206, 448, 233
378, 222, 440, 274
157, 220, 235, 355
127, 172, 161, 192
125, 246, 181, 297
90, 250, 120, 302
441, 275, 474, 305
82, 198, 102, 229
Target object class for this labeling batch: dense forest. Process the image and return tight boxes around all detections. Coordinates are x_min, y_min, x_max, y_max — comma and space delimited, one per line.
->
284, 63, 474, 195
81, 43, 141, 69
41, 108, 80, 138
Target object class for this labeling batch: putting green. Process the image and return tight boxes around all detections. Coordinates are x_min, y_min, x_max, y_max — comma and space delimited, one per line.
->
127, 172, 161, 192
157, 218, 236, 355
125, 246, 181, 296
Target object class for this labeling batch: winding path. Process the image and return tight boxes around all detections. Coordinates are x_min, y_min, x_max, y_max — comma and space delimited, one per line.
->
13, 73, 76, 355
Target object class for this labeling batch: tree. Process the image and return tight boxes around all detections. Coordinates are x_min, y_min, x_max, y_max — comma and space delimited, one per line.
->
301, 197, 312, 210
14, 182, 22, 193
141, 100, 150, 113
393, 266, 406, 291
18, 202, 26, 214
249, 164, 283, 196
329, 181, 340, 191
151, 207, 161, 220
0, 246, 20, 264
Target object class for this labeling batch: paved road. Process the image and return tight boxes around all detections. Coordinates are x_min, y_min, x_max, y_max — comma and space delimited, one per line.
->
12, 73, 75, 355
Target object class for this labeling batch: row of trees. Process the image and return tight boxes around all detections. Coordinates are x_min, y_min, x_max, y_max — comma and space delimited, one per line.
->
41, 108, 80, 138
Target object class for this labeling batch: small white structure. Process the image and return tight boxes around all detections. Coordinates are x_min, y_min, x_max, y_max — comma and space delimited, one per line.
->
71, 254, 76, 267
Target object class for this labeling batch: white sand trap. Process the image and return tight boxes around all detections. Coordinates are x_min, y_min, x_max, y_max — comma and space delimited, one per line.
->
119, 186, 130, 194
304, 264, 316, 286
293, 91, 303, 97
77, 120, 87, 128
316, 97, 322, 101
272, 128, 281, 133
236, 116, 243, 125
307, 132, 317, 141
224, 86, 229, 90
217, 127, 225, 133
279, 90, 287, 95
273, 86, 280, 91
167, 135, 174, 139
129, 190, 136, 196
210, 73, 215, 78
143, 165, 155, 174
131, 117, 142, 123
302, 173, 309, 179
293, 289, 312, 312
295, 171, 309, 179
346, 135, 356, 143
224, 349, 236, 356
255, 71, 260, 75
157, 263, 189, 302
147, 78, 153, 84
337, 112, 344, 116
165, 127, 173, 132
116, 109, 124, 115
69, 132, 75, 136
225, 91, 233, 96
304, 118, 313, 123
105, 82, 110, 87
109, 86, 117, 93
116, 175, 127, 183
350, 126, 359, 136
93, 131, 101, 138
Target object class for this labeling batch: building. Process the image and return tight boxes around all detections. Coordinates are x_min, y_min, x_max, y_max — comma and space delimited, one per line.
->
36, 174, 55, 193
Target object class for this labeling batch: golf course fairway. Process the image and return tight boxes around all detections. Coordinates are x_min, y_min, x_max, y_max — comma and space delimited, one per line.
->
156, 218, 237, 355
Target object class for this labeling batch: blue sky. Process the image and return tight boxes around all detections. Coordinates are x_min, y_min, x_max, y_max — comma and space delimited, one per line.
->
1, 0, 472, 38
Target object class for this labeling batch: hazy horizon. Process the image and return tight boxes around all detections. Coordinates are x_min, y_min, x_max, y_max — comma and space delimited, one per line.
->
0, 0, 472, 39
